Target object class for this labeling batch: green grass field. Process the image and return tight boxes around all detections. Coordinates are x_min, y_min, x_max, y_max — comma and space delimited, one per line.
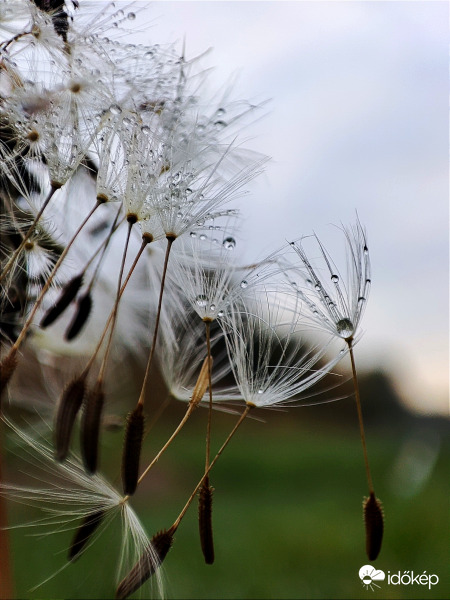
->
6, 404, 449, 600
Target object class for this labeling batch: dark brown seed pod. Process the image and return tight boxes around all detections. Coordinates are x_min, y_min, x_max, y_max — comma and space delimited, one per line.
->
80, 380, 105, 474
115, 527, 175, 600
121, 404, 144, 496
65, 291, 92, 340
55, 375, 86, 462
68, 510, 106, 562
0, 349, 18, 407
40, 273, 84, 328
363, 492, 384, 561
198, 476, 215, 564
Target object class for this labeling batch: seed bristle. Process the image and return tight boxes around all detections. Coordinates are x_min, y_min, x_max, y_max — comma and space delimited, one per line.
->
55, 375, 86, 461
65, 291, 92, 340
0, 349, 18, 407
40, 273, 84, 328
68, 510, 106, 562
198, 476, 215, 564
122, 404, 144, 495
80, 380, 105, 474
363, 492, 384, 561
115, 528, 174, 600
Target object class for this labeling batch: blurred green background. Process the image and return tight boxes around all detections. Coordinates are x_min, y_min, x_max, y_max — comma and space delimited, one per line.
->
5, 371, 449, 600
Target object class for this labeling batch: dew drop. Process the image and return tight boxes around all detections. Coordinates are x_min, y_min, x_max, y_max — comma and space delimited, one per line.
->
223, 237, 236, 250
314, 284, 321, 291
196, 295, 207, 307
127, 12, 136, 20
240, 280, 248, 289
363, 245, 369, 255
336, 318, 354, 339
331, 274, 339, 283
214, 120, 227, 129
141, 125, 150, 135
217, 310, 224, 317
109, 104, 122, 115
210, 304, 216, 312
199, 234, 207, 241
257, 389, 264, 395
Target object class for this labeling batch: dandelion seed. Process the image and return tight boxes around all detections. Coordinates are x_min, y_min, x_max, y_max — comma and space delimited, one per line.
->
122, 403, 145, 496
198, 476, 214, 564
69, 509, 106, 562
54, 374, 86, 462
40, 272, 83, 328
115, 527, 174, 600
80, 379, 105, 474
363, 492, 384, 561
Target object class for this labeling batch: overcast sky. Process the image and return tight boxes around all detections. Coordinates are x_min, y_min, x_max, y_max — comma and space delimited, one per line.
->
129, 1, 448, 416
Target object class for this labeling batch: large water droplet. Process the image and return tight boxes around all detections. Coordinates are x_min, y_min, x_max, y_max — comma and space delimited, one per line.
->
196, 295, 207, 307
336, 318, 354, 339
240, 280, 248, 289
127, 12, 136, 20
190, 231, 197, 238
223, 237, 236, 250
331, 274, 339, 283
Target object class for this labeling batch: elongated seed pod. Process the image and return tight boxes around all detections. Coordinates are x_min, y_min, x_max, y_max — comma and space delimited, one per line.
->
115, 528, 175, 600
198, 476, 215, 564
80, 380, 105, 474
65, 291, 92, 340
55, 375, 86, 461
0, 349, 18, 406
69, 510, 106, 562
363, 492, 384, 561
40, 273, 83, 328
121, 404, 144, 495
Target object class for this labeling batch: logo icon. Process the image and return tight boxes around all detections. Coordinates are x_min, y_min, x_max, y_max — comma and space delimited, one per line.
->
359, 565, 386, 591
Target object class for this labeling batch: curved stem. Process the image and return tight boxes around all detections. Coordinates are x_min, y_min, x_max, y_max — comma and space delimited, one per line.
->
172, 405, 251, 530
81, 236, 150, 378
97, 220, 134, 381
348, 341, 374, 493
204, 320, 213, 471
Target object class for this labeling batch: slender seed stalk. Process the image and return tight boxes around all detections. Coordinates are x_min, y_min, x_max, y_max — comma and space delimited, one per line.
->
347, 340, 373, 493
97, 219, 135, 382
0, 184, 60, 283
199, 319, 215, 563
204, 320, 213, 471
136, 235, 175, 408
347, 340, 384, 560
79, 236, 151, 379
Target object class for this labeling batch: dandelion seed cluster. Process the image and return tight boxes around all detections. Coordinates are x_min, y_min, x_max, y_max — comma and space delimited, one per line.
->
0, 2, 384, 598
